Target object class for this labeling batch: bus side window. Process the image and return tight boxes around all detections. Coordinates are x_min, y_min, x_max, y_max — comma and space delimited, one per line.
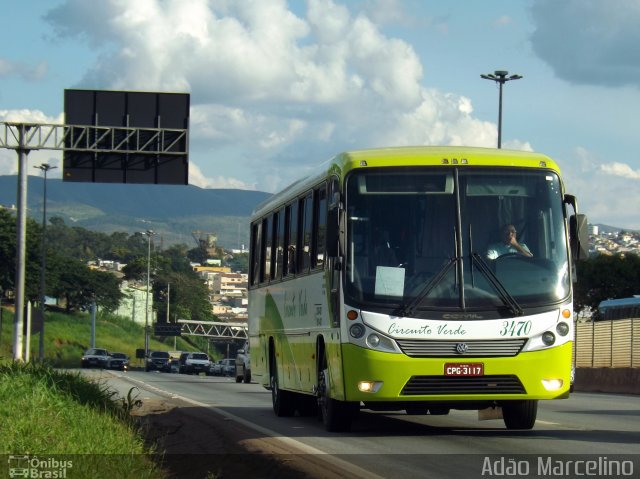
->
261, 216, 273, 283
250, 221, 262, 287
313, 183, 327, 269
299, 193, 313, 273
284, 202, 298, 276
274, 207, 285, 280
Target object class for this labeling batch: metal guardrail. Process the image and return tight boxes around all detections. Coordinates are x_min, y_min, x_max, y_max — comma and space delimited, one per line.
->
574, 318, 639, 368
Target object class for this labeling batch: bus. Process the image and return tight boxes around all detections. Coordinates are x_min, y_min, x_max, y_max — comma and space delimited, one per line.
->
248, 146, 589, 431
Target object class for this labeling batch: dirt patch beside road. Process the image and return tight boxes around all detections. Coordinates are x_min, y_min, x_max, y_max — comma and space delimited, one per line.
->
131, 396, 348, 479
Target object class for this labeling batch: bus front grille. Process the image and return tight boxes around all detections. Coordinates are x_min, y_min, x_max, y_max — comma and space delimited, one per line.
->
396, 339, 526, 357
401, 375, 526, 395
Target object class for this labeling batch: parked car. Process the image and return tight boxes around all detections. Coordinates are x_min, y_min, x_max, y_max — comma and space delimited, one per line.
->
209, 358, 235, 376
145, 351, 171, 372
179, 352, 211, 375
106, 352, 129, 371
235, 341, 251, 383
81, 348, 110, 369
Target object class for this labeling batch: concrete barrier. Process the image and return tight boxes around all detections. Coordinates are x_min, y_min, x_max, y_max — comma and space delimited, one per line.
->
574, 367, 640, 395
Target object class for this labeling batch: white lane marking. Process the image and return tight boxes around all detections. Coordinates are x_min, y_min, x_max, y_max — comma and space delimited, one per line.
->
114, 373, 385, 479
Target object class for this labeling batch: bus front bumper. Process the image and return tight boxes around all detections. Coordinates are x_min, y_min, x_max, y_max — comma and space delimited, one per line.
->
341, 342, 572, 404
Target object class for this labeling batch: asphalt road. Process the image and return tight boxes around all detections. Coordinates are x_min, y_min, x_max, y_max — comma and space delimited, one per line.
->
82, 368, 640, 479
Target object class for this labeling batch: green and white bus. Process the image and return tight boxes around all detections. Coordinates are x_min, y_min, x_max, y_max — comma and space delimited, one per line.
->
248, 146, 588, 431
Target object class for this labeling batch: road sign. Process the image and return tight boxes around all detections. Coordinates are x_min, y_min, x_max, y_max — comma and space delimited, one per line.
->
153, 322, 182, 336
63, 89, 189, 184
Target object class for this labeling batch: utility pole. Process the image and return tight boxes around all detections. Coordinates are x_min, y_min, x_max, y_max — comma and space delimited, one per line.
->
480, 70, 523, 148
142, 230, 155, 357
12, 125, 31, 361
35, 163, 57, 360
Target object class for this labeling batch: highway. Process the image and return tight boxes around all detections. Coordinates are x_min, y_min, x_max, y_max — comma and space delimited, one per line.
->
87, 369, 640, 478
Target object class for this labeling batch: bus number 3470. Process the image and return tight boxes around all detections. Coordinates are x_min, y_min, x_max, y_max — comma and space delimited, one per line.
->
499, 320, 532, 337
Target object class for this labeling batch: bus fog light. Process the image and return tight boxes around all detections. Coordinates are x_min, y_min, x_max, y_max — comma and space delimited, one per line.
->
556, 322, 570, 336
349, 324, 365, 339
367, 334, 380, 348
542, 331, 556, 346
542, 378, 563, 391
358, 381, 382, 393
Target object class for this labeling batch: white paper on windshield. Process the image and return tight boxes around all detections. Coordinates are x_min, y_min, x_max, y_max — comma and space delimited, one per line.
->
375, 266, 405, 297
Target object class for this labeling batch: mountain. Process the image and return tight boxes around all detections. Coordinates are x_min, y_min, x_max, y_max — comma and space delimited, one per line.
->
0, 175, 271, 249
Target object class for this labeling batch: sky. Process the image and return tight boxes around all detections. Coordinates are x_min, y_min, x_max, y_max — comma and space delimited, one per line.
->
0, 0, 639, 230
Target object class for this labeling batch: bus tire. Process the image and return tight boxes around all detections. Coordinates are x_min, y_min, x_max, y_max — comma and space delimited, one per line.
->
318, 368, 357, 432
502, 400, 538, 430
271, 354, 295, 417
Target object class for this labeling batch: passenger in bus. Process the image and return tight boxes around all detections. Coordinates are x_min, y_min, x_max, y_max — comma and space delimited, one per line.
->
486, 224, 532, 260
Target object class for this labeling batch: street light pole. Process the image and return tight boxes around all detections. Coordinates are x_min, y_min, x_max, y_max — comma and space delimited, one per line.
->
35, 163, 57, 360
142, 230, 155, 357
480, 70, 523, 148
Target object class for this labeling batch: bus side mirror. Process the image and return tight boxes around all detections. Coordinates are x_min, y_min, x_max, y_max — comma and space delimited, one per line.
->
569, 213, 589, 261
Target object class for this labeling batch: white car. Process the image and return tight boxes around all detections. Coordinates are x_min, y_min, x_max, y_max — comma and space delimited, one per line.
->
81, 348, 110, 368
235, 341, 251, 383
179, 352, 211, 374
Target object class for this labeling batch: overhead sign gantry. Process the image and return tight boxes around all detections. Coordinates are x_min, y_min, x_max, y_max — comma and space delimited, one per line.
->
1, 89, 190, 361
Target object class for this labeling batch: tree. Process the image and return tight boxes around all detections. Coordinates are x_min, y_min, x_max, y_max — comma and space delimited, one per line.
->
0, 209, 43, 301
48, 257, 123, 313
574, 254, 640, 313
226, 252, 249, 273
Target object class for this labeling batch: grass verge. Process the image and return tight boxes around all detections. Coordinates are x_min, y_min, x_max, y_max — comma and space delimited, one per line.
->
0, 361, 164, 477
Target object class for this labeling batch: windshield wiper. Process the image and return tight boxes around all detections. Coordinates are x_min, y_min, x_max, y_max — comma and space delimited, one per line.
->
398, 257, 458, 317
470, 252, 523, 316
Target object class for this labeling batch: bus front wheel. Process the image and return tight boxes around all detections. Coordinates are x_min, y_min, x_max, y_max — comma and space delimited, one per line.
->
502, 400, 538, 430
318, 368, 357, 432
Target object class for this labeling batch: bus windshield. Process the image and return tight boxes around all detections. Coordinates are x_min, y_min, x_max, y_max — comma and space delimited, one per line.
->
344, 167, 570, 316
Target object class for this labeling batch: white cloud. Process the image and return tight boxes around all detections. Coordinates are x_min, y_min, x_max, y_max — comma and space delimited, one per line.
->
188, 162, 256, 190
42, 0, 504, 192
0, 110, 64, 177
600, 162, 640, 180
557, 147, 640, 231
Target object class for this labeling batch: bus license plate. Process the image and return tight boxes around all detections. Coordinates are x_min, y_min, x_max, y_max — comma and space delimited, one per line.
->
444, 363, 484, 376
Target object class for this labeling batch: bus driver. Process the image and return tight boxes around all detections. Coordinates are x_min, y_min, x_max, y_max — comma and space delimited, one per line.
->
486, 224, 532, 260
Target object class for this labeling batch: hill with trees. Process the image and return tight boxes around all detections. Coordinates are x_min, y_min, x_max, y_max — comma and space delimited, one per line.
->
0, 175, 271, 249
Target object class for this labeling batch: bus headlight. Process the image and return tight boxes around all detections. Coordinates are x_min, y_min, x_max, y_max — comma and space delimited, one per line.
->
556, 322, 570, 336
349, 323, 365, 339
542, 331, 556, 346
367, 334, 381, 348
358, 380, 383, 393
542, 378, 564, 391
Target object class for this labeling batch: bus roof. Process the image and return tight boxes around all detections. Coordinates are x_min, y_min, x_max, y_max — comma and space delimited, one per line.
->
335, 146, 559, 172
252, 146, 561, 218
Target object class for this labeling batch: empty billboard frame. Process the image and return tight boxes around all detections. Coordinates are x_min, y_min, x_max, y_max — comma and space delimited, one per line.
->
63, 89, 189, 185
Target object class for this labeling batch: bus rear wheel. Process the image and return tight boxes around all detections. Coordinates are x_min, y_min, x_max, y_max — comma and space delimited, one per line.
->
502, 400, 538, 430
271, 354, 295, 417
318, 368, 357, 432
